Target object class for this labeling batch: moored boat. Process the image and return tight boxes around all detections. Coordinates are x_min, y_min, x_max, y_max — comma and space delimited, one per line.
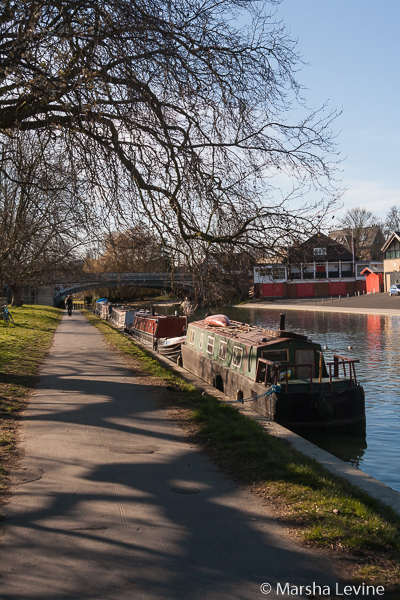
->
181, 315, 365, 429
126, 312, 187, 353
109, 306, 135, 330
94, 299, 112, 320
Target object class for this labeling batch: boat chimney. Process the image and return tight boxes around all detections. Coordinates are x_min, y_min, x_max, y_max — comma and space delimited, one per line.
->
279, 313, 286, 331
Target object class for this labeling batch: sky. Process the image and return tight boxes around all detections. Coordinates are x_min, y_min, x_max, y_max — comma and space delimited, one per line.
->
273, 0, 400, 222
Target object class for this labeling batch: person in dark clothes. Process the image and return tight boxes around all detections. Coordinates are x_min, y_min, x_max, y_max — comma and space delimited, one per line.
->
66, 295, 73, 316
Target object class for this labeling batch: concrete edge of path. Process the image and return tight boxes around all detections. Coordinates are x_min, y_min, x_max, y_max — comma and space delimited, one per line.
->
237, 302, 400, 317
118, 333, 400, 516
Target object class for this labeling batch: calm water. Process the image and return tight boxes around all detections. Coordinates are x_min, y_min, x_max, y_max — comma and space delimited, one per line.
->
208, 306, 400, 493
164, 304, 400, 492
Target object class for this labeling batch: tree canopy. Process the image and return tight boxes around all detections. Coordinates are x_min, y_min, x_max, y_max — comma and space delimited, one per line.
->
0, 131, 98, 304
1, 0, 340, 269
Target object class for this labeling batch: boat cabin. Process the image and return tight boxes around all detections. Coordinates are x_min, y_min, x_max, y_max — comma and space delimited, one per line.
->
182, 317, 365, 429
109, 307, 135, 329
128, 313, 187, 347
185, 319, 327, 384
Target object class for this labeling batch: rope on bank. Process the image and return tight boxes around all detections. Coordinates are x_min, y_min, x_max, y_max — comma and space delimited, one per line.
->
238, 384, 281, 404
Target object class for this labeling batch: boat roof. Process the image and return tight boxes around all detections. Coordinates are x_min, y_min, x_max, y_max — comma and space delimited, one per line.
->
189, 319, 308, 348
134, 313, 185, 321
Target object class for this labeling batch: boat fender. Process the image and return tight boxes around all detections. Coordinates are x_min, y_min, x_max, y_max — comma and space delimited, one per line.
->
315, 393, 333, 420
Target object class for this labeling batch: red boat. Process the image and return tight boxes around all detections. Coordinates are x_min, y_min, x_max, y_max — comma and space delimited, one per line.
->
126, 312, 187, 353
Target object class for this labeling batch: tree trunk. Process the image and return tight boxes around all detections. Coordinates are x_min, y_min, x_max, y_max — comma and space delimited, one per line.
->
10, 285, 23, 307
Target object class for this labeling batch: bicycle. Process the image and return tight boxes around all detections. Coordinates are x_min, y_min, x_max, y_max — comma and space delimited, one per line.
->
3, 306, 14, 325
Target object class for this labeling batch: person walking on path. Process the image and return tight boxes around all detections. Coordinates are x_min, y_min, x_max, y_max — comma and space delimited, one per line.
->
66, 295, 73, 316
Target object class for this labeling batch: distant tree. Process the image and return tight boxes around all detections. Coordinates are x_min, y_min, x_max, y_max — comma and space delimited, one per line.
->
0, 132, 97, 305
383, 206, 400, 238
0, 0, 341, 269
84, 228, 171, 274
332, 207, 382, 260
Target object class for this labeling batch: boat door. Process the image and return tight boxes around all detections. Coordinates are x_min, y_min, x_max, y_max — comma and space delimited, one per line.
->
295, 349, 315, 379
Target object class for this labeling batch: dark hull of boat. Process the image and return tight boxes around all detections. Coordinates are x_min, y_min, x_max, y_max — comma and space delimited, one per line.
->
181, 345, 365, 430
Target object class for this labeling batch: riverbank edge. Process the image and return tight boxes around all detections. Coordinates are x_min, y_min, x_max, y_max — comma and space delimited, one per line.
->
238, 301, 400, 317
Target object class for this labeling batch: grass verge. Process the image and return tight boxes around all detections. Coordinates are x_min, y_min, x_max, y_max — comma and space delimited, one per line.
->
0, 305, 62, 494
83, 309, 400, 593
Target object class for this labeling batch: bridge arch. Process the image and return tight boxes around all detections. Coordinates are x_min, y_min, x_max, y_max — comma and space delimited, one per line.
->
53, 272, 194, 306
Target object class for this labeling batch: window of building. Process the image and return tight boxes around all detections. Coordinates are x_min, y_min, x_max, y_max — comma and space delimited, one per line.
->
218, 341, 227, 361
232, 346, 243, 368
207, 336, 214, 354
256, 266, 286, 280
313, 247, 327, 256
189, 328, 195, 345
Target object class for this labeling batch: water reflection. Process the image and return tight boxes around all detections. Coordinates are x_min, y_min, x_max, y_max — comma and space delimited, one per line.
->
291, 428, 367, 467
191, 306, 400, 492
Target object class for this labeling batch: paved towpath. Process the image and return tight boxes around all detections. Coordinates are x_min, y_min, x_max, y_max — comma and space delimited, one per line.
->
1, 312, 338, 600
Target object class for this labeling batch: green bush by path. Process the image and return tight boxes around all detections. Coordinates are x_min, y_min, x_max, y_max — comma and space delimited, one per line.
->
83, 310, 400, 589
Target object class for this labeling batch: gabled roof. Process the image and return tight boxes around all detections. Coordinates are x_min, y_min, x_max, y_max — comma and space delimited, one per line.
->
381, 231, 400, 252
360, 266, 383, 275
290, 232, 353, 261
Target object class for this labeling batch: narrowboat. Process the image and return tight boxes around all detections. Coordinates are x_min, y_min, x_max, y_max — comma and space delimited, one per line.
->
181, 314, 365, 429
109, 306, 135, 330
94, 299, 112, 320
126, 312, 187, 353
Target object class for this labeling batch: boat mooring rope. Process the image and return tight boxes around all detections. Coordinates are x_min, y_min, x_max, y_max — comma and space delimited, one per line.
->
238, 384, 281, 404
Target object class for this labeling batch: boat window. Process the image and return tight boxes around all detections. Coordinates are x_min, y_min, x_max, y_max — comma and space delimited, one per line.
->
207, 336, 214, 354
218, 341, 227, 361
189, 328, 196, 345
261, 349, 289, 363
232, 346, 243, 368
199, 332, 204, 350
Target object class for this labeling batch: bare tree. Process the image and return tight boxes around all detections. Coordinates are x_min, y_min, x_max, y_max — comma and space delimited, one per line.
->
85, 227, 171, 274
0, 132, 98, 305
0, 0, 341, 272
383, 206, 400, 238
331, 207, 383, 260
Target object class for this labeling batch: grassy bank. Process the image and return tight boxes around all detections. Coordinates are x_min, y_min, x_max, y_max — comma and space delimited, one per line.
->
83, 310, 400, 592
0, 306, 62, 491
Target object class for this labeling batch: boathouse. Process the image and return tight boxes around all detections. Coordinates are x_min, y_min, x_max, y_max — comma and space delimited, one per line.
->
254, 232, 382, 299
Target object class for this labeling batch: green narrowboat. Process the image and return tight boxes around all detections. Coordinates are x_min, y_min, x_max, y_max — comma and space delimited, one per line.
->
181, 315, 365, 429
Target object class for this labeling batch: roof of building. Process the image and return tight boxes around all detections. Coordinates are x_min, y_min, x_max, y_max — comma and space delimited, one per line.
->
289, 232, 353, 262
381, 231, 400, 252
360, 266, 383, 275
330, 226, 383, 249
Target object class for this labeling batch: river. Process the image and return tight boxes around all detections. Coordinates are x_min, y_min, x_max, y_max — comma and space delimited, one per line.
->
181, 305, 400, 494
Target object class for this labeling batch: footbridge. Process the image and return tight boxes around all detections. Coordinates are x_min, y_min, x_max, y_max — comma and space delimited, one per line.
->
53, 272, 194, 306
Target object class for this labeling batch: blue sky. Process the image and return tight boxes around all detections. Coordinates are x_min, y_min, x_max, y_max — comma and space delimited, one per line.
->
273, 0, 400, 221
